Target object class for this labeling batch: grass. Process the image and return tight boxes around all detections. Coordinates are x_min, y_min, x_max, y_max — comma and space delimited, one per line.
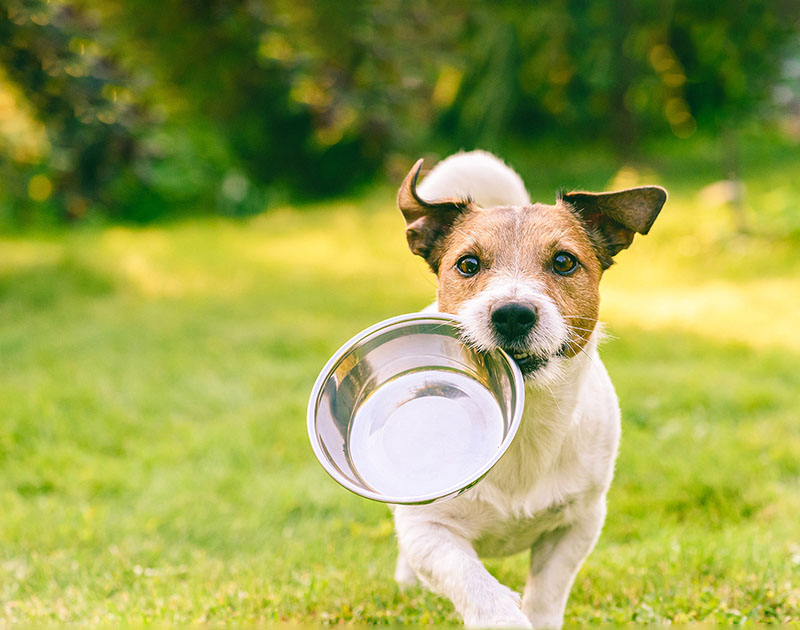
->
1, 143, 800, 625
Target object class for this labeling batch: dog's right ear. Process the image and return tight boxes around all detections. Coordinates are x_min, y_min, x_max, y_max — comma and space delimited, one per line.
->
397, 158, 475, 273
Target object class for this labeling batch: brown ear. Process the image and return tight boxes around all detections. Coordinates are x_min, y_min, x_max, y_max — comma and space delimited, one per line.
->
397, 158, 476, 272
561, 186, 667, 268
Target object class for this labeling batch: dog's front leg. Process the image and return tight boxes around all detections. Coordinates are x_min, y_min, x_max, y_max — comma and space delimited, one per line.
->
394, 511, 532, 628
521, 502, 606, 629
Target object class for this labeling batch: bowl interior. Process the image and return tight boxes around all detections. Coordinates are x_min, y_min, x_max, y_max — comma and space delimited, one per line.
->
308, 314, 524, 504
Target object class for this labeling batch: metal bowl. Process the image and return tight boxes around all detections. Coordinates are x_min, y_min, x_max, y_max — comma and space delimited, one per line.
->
307, 313, 525, 505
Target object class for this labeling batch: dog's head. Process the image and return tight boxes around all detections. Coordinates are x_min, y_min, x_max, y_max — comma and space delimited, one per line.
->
398, 158, 666, 381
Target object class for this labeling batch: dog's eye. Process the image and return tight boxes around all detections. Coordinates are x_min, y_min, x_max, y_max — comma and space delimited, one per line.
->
552, 252, 579, 276
456, 255, 481, 277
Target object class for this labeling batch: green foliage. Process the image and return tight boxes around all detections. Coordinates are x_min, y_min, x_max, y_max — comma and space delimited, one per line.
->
442, 0, 797, 148
1, 1, 798, 223
0, 1, 149, 222
0, 0, 452, 222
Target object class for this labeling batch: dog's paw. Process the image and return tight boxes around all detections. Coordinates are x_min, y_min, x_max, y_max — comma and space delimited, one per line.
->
528, 615, 563, 630
464, 608, 532, 629
522, 602, 564, 629
463, 587, 532, 629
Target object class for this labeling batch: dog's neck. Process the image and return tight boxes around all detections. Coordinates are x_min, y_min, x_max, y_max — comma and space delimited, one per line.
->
480, 329, 602, 498
522, 329, 600, 430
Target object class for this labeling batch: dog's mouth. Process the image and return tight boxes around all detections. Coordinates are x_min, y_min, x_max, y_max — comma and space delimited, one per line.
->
505, 349, 549, 376
504, 342, 571, 377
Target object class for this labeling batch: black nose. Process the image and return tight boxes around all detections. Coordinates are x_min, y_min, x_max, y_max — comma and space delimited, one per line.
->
491, 302, 538, 342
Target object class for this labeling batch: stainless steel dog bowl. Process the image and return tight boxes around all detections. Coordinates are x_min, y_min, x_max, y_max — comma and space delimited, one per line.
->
307, 313, 525, 505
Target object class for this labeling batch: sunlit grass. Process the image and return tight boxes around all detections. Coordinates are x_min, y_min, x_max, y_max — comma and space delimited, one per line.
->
598, 172, 800, 351
1, 168, 799, 624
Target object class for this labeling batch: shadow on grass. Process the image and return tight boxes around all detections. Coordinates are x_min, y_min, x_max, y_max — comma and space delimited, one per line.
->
0, 257, 115, 310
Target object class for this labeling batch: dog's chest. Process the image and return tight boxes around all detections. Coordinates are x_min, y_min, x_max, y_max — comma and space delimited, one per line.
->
471, 498, 576, 557
460, 439, 598, 558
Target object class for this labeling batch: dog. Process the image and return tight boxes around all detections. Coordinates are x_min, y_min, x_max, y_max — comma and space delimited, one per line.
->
391, 151, 666, 628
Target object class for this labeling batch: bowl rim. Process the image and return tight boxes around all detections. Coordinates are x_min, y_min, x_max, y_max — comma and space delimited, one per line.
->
307, 311, 526, 505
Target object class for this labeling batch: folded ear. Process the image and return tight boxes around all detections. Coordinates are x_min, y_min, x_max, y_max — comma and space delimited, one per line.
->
561, 186, 667, 268
397, 158, 476, 273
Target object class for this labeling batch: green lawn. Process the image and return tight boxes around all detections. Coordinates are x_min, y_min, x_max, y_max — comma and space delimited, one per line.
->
1, 149, 799, 625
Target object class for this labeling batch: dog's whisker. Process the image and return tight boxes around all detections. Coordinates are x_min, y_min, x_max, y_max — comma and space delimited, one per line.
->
564, 333, 603, 371
567, 325, 618, 340
543, 381, 567, 417
569, 324, 594, 332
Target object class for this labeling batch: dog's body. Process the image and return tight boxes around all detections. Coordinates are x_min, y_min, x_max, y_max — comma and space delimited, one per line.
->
391, 152, 666, 628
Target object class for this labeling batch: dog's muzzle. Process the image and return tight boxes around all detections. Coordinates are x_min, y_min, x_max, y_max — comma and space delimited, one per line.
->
490, 302, 552, 377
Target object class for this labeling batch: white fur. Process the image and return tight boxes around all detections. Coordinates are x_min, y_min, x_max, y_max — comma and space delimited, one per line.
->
393, 152, 620, 629
417, 150, 531, 208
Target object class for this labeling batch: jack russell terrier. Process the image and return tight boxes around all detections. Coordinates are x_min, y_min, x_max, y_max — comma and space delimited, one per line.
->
390, 151, 666, 628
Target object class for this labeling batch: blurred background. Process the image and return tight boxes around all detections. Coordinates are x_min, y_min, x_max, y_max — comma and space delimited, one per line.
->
2, 1, 800, 625
1, 0, 800, 226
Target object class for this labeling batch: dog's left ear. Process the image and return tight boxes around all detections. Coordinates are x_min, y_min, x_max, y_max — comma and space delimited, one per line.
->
561, 186, 667, 268
398, 158, 476, 273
